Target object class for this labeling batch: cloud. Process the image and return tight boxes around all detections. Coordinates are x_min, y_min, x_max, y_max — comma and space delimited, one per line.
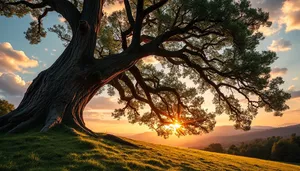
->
281, 0, 300, 32
251, 0, 285, 36
268, 39, 292, 52
86, 96, 121, 110
258, 25, 282, 36
293, 77, 299, 81
0, 73, 29, 96
58, 17, 66, 23
84, 96, 123, 120
270, 67, 288, 78
0, 42, 39, 73
84, 118, 129, 124
52, 49, 57, 52
84, 111, 105, 120
44, 48, 48, 51
251, 0, 300, 35
251, 0, 285, 21
291, 91, 300, 99
288, 85, 296, 91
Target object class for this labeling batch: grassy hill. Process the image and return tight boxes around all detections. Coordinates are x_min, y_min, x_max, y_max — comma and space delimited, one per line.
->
0, 127, 299, 171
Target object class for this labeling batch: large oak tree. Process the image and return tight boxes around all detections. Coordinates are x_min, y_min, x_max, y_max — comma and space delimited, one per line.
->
0, 0, 290, 137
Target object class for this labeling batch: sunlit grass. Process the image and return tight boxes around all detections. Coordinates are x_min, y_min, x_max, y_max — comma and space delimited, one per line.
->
0, 127, 299, 171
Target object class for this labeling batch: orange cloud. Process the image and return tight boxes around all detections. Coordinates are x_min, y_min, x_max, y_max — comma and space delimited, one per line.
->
281, 0, 300, 32
288, 85, 296, 91
0, 42, 38, 73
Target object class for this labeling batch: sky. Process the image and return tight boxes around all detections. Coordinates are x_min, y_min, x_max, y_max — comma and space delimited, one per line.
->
0, 0, 300, 135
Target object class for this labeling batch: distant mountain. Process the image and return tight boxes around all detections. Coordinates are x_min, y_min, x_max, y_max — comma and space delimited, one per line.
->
125, 124, 300, 148
187, 124, 300, 149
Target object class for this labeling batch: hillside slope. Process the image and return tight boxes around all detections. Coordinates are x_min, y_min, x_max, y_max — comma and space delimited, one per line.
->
0, 128, 299, 171
128, 124, 299, 148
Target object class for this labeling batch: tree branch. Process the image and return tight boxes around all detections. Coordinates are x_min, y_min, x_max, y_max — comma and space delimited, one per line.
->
7, 0, 81, 34
124, 0, 135, 26
47, 0, 81, 33
38, 7, 54, 33
6, 0, 47, 9
131, 0, 144, 47
143, 0, 168, 17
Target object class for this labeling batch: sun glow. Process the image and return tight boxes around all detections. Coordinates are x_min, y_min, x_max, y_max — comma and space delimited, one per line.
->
165, 121, 182, 131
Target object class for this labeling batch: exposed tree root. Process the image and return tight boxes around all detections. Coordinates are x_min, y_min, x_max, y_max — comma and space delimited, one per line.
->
1, 107, 98, 137
8, 114, 39, 134
0, 123, 15, 132
40, 107, 63, 132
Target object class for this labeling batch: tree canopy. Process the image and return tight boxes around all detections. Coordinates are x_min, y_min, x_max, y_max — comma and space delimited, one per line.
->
0, 0, 290, 137
0, 99, 15, 117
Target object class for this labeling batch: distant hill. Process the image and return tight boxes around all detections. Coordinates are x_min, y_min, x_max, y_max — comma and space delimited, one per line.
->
127, 124, 300, 148
187, 124, 300, 148
0, 127, 299, 171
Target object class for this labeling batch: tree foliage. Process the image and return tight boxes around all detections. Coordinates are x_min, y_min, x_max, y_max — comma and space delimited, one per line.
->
0, 0, 290, 137
271, 135, 300, 162
204, 143, 224, 153
212, 134, 300, 163
0, 99, 14, 116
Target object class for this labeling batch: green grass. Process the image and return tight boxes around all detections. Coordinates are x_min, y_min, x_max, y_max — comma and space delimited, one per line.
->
0, 127, 299, 171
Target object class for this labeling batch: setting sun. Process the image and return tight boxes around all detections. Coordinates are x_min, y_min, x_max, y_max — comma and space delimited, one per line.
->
165, 121, 182, 131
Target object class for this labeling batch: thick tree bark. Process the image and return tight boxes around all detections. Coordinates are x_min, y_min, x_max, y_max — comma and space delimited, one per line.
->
0, 33, 103, 135
0, 0, 144, 135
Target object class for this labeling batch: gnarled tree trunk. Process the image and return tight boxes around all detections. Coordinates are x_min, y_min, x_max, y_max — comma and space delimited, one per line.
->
0, 0, 143, 135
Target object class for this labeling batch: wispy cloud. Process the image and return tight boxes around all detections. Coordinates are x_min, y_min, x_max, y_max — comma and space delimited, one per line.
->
86, 96, 121, 110
268, 39, 292, 52
270, 67, 288, 78
258, 25, 282, 36
288, 85, 296, 91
